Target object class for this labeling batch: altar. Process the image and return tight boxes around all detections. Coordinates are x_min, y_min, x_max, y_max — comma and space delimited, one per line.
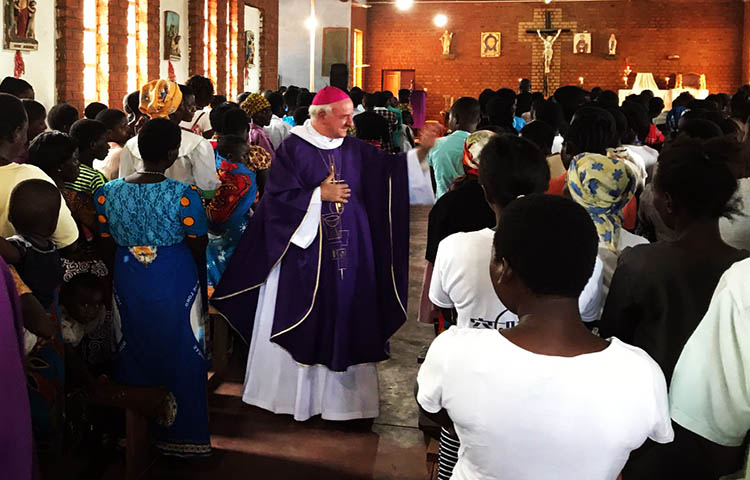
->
618, 73, 708, 110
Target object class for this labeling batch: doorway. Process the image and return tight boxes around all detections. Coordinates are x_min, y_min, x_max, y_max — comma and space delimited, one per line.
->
353, 29, 364, 89
382, 69, 415, 96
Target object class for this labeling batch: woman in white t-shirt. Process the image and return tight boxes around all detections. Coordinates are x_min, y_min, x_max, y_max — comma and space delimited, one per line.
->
417, 194, 673, 480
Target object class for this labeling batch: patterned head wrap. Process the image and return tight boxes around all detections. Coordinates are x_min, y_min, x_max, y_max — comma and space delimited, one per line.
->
667, 106, 687, 133
462, 130, 496, 176
567, 151, 637, 251
240, 93, 271, 118
139, 79, 182, 119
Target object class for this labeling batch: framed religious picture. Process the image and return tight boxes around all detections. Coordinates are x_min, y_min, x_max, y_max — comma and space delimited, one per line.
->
4, 0, 39, 51
245, 30, 255, 67
480, 32, 501, 58
322, 27, 348, 77
573, 32, 592, 54
164, 11, 181, 61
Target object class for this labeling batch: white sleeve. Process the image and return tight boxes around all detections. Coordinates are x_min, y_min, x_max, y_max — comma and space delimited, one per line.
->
429, 241, 454, 309
291, 188, 322, 249
417, 328, 456, 413
647, 357, 675, 444
198, 111, 213, 132
189, 139, 221, 191
407, 148, 435, 205
578, 256, 605, 322
670, 270, 750, 447
118, 144, 136, 179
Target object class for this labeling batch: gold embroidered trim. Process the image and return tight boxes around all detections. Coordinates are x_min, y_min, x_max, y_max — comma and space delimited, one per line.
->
388, 177, 407, 317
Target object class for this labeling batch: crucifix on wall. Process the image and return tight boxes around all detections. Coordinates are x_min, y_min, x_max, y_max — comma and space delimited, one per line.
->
520, 10, 575, 97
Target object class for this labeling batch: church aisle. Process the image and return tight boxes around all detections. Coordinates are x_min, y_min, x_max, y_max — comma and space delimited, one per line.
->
106, 206, 435, 480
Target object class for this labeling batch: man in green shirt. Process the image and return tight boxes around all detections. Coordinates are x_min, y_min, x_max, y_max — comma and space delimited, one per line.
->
427, 97, 480, 199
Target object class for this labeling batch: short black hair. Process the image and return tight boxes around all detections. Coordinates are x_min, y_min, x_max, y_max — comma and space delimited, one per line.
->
222, 108, 250, 136
595, 90, 619, 109
47, 103, 79, 132
237, 92, 251, 105
731, 90, 750, 122
0, 93, 28, 141
349, 88, 365, 108
565, 106, 616, 155
298, 91, 315, 108
648, 97, 665, 119
8, 179, 61, 237
293, 106, 309, 126
178, 84, 195, 101
209, 102, 237, 134
210, 95, 228, 110
533, 99, 565, 134
69, 119, 108, 151
494, 194, 598, 298
282, 89, 298, 111
620, 101, 651, 143
521, 120, 555, 155
0, 77, 33, 97
138, 118, 181, 164
84, 102, 108, 120
679, 118, 723, 140
95, 108, 127, 129
606, 107, 628, 143
451, 97, 481, 123
266, 91, 285, 116
186, 75, 215, 106
479, 134, 550, 207
124, 91, 142, 116
28, 131, 78, 177
217, 134, 248, 159
553, 85, 587, 124
656, 138, 739, 220
22, 99, 46, 123
398, 89, 411, 103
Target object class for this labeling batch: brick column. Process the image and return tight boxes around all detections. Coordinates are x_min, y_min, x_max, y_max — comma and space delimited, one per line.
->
56, 0, 85, 112
109, 0, 129, 107
189, 0, 205, 76
216, 0, 228, 95
147, 0, 160, 81
237, 0, 245, 96
743, 0, 750, 86
257, 0, 278, 91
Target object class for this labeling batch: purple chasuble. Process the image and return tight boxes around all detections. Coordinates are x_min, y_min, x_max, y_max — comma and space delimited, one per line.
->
0, 259, 34, 479
211, 134, 410, 371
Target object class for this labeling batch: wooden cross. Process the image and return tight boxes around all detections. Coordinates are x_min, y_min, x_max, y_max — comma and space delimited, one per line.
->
525, 11, 572, 36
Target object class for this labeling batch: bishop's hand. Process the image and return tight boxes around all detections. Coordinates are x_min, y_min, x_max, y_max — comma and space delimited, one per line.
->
321, 171, 351, 204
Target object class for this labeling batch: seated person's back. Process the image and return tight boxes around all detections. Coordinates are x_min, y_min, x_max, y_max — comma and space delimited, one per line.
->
417, 195, 673, 480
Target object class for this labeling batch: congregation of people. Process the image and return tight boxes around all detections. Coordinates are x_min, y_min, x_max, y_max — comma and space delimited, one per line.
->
1, 68, 750, 480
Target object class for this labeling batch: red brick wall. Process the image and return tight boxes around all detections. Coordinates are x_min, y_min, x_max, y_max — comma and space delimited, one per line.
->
56, 0, 252, 111
217, 0, 228, 94
56, 0, 84, 113
366, 0, 745, 122
108, 0, 129, 109
245, 0, 279, 91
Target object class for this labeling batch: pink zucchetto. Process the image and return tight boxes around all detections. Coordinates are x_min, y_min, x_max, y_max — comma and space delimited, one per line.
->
312, 86, 350, 106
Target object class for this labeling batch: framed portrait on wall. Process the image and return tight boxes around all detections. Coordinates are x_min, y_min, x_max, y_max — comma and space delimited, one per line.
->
573, 32, 592, 54
245, 30, 255, 67
322, 27, 348, 77
164, 11, 181, 61
4, 0, 39, 51
480, 32, 501, 58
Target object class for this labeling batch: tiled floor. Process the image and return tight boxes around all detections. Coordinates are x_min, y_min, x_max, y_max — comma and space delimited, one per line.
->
110, 205, 436, 479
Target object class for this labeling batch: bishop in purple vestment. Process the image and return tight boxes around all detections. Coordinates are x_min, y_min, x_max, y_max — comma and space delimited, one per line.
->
211, 87, 437, 420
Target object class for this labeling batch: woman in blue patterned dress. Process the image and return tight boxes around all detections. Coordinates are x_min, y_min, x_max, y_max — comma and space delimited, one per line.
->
95, 118, 211, 456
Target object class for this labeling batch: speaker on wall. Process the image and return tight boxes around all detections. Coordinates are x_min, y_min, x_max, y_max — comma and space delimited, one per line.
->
330, 63, 349, 91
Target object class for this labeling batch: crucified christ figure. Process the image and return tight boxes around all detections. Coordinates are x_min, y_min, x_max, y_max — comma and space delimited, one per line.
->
537, 29, 562, 74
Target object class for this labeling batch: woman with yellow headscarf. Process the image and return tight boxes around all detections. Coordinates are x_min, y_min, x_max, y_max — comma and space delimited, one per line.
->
118, 80, 220, 196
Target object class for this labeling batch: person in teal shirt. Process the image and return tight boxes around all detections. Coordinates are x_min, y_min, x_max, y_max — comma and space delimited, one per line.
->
427, 97, 480, 199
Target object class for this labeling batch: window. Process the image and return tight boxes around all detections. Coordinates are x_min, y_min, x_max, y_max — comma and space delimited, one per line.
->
127, 0, 148, 94
353, 29, 364, 89
83, 0, 109, 106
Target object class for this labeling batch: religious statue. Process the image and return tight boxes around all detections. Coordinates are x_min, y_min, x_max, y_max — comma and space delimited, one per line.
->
440, 30, 453, 56
164, 11, 181, 61
608, 34, 617, 56
3, 0, 38, 51
537, 29, 561, 74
